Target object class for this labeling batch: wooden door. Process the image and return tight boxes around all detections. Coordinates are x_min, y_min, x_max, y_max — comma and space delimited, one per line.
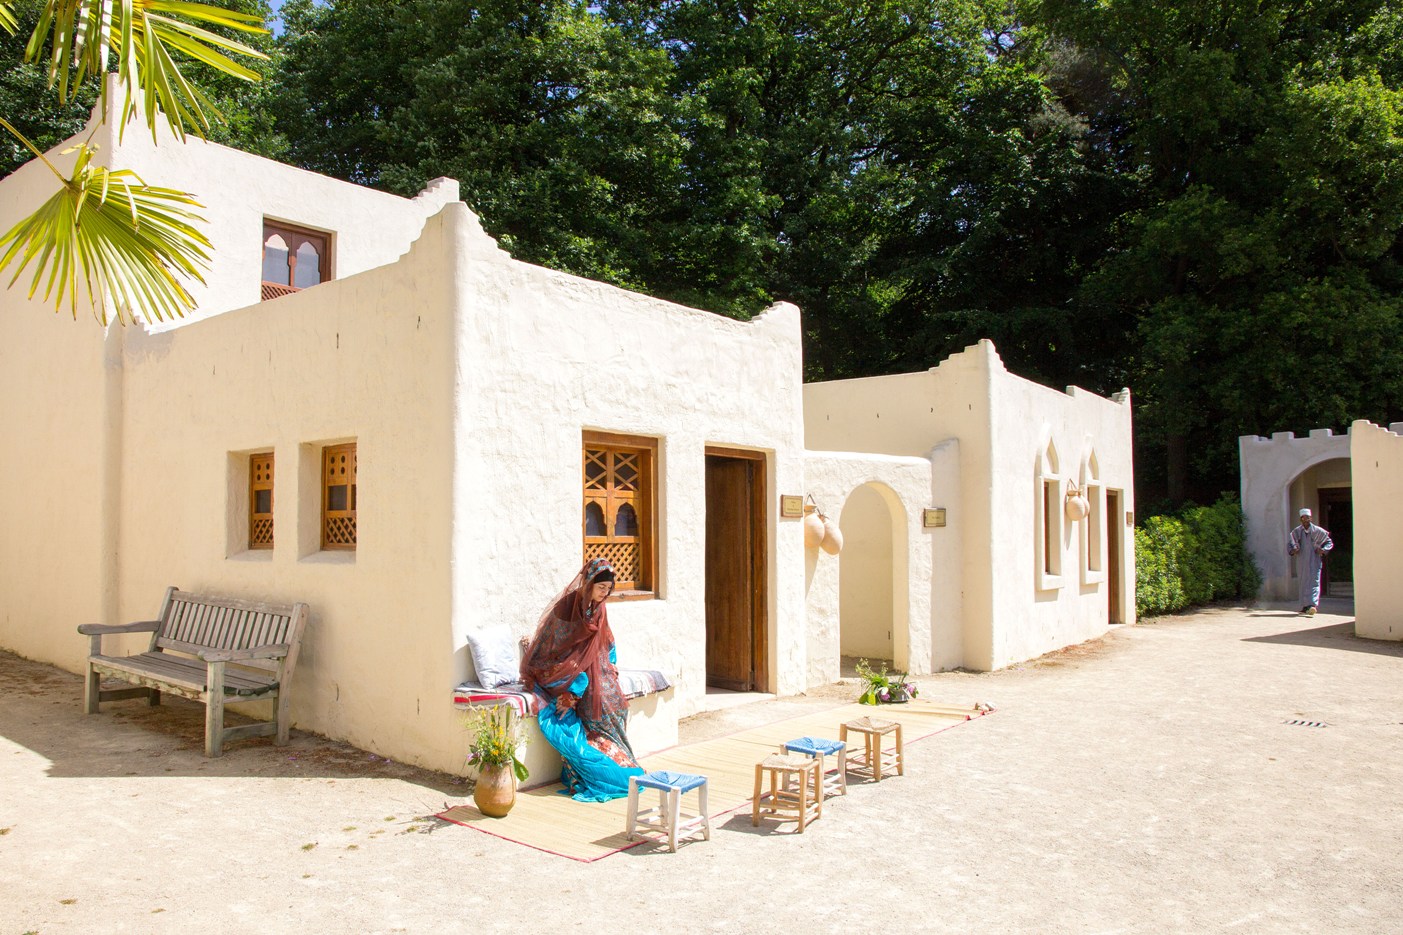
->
705, 451, 767, 691
1107, 490, 1123, 624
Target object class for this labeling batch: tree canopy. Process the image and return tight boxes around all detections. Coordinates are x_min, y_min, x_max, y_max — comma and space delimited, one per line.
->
11, 0, 1402, 507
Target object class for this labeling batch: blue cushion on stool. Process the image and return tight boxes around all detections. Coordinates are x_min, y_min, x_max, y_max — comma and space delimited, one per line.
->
636, 770, 707, 793
784, 736, 845, 757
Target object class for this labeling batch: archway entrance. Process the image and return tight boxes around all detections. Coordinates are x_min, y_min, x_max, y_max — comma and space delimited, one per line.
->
838, 483, 907, 669
1285, 456, 1350, 602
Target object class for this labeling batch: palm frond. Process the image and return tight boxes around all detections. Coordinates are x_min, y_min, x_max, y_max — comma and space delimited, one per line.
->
0, 142, 211, 324
26, 1, 269, 140
0, 3, 18, 35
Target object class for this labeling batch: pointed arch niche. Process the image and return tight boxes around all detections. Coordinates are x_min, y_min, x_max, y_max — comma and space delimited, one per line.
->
1081, 450, 1106, 586
1036, 439, 1064, 590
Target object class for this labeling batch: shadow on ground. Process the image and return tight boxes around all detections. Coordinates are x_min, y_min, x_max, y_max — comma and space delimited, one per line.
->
1242, 621, 1403, 658
0, 649, 470, 793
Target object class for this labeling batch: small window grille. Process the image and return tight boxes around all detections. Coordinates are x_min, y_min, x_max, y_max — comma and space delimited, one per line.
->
322, 443, 357, 550
249, 453, 274, 549
583, 434, 655, 592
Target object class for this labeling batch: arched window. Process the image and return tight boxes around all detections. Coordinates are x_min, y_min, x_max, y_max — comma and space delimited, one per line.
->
262, 221, 331, 300
584, 502, 606, 537
1037, 440, 1063, 588
1082, 451, 1106, 583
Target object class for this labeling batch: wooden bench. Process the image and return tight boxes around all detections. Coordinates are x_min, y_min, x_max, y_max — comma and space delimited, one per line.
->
78, 586, 309, 757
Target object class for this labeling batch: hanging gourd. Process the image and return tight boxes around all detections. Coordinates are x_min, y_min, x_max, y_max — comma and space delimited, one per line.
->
1064, 483, 1089, 521
820, 515, 844, 554
803, 507, 826, 549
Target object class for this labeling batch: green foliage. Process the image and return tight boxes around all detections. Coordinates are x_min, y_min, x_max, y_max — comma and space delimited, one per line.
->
853, 658, 919, 705
1030, 0, 1403, 501
1134, 496, 1261, 618
0, 1, 98, 180
260, 0, 1403, 504
0, 1, 276, 322
463, 705, 530, 782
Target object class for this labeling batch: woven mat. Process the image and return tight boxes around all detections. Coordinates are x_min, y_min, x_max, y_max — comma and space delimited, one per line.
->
437, 698, 987, 861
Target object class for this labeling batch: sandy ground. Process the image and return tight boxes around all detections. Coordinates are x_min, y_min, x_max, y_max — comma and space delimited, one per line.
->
3, 598, 1401, 935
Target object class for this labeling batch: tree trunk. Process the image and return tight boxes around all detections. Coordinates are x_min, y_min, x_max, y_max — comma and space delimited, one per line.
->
1166, 432, 1189, 506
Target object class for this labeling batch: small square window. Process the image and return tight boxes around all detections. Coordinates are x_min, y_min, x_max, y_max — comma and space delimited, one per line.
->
322, 443, 357, 550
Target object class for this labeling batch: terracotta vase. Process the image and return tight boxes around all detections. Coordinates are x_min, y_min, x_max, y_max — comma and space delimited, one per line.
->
473, 763, 517, 818
819, 518, 844, 554
803, 512, 826, 549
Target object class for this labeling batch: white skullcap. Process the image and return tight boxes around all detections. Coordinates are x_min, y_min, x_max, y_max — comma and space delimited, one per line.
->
1299, 507, 1311, 517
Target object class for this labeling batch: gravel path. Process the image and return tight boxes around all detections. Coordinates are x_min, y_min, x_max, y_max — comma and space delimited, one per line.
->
3, 598, 1400, 934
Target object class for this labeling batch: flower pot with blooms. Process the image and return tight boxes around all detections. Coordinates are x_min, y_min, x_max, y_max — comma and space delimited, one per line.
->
855, 658, 920, 705
464, 705, 530, 817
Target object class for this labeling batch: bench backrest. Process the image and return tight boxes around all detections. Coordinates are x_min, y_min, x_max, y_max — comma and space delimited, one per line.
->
152, 587, 309, 671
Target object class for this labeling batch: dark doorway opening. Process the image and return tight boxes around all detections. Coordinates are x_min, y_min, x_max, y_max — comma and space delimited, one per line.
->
1107, 490, 1123, 623
1319, 488, 1353, 598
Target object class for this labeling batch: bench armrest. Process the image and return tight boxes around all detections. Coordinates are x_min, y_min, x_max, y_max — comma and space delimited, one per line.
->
77, 620, 161, 636
199, 644, 292, 663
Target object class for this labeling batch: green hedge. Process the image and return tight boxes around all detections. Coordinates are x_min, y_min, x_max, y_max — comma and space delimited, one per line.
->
1135, 495, 1261, 618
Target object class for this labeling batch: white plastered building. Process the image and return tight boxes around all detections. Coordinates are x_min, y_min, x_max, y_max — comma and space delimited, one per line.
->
1240, 420, 1402, 642
0, 100, 1137, 773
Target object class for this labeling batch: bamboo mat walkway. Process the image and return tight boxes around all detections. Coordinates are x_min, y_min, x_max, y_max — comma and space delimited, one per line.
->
438, 699, 987, 861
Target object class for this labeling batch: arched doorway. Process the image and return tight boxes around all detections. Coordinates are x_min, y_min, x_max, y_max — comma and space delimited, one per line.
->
1287, 457, 1351, 599
838, 483, 908, 669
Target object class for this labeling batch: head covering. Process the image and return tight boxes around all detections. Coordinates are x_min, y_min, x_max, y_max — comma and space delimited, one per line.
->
1299, 508, 1312, 518
520, 558, 618, 719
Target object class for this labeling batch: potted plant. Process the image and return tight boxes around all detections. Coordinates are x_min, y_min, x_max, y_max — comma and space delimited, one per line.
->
464, 705, 530, 817
855, 658, 920, 705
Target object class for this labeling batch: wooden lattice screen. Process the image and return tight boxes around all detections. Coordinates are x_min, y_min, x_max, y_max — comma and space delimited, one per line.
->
583, 437, 652, 591
322, 443, 357, 550
249, 453, 274, 549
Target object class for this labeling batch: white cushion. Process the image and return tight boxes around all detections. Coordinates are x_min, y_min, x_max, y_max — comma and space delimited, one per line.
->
467, 624, 519, 689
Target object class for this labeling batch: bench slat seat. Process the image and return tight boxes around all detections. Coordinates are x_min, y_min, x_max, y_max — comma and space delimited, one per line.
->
90, 653, 278, 697
80, 586, 309, 757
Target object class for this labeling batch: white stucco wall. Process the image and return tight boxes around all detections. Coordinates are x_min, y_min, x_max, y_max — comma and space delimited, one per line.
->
802, 453, 934, 685
0, 112, 122, 667
1239, 428, 1354, 600
110, 208, 461, 769
448, 219, 807, 717
93, 93, 460, 329
1350, 421, 1403, 641
986, 372, 1136, 670
804, 340, 1135, 671
0, 103, 807, 772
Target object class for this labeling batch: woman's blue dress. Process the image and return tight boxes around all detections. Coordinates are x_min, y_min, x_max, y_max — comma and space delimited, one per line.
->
534, 645, 643, 802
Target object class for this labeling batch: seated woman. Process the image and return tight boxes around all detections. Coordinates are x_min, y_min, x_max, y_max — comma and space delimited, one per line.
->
520, 558, 644, 802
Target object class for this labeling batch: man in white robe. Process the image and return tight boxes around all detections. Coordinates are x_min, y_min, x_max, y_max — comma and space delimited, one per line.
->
1287, 507, 1333, 615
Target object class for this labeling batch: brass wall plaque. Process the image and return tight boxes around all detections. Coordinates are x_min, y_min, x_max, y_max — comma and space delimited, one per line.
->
780, 495, 804, 519
923, 508, 946, 528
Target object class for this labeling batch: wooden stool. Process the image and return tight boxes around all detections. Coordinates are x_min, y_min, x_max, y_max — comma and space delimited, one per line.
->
840, 716, 904, 781
752, 753, 822, 832
779, 736, 848, 797
626, 771, 711, 852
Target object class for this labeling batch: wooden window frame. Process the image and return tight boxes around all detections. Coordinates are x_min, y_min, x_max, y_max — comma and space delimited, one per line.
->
262, 221, 331, 300
321, 443, 357, 551
582, 431, 657, 597
249, 452, 274, 550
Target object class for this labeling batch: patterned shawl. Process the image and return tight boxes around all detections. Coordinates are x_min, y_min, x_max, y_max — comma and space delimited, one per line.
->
520, 558, 622, 720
